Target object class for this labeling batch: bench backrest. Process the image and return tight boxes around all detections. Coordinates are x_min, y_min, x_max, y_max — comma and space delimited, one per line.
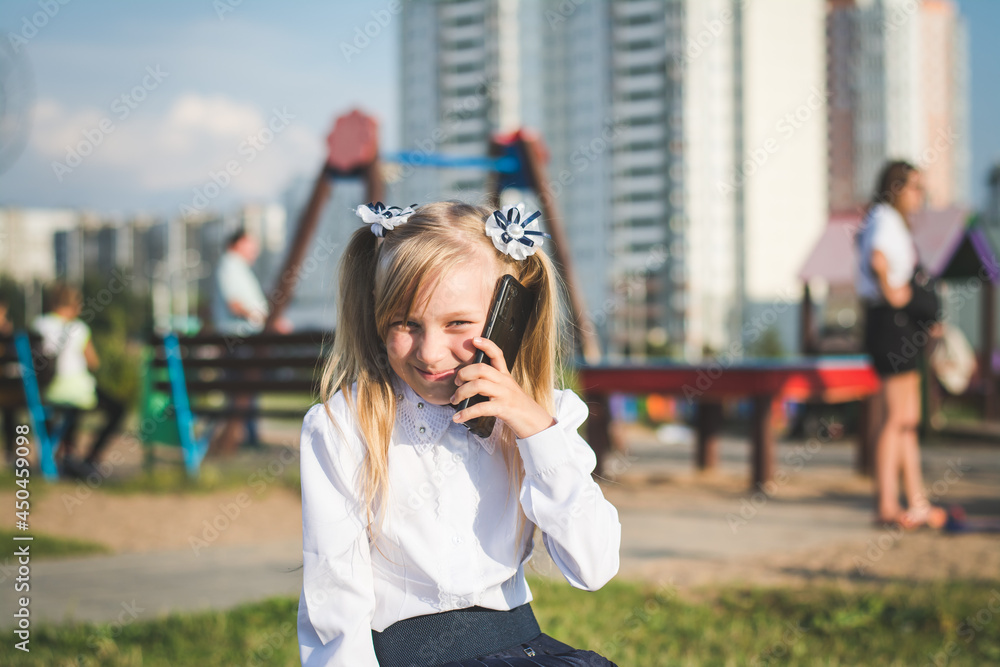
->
0, 332, 47, 403
147, 331, 331, 400
0, 332, 60, 480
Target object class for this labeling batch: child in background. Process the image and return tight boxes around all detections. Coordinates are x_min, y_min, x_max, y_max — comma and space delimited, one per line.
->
298, 201, 621, 666
33, 283, 124, 478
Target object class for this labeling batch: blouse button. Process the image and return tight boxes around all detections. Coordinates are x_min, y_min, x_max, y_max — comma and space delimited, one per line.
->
452, 535, 463, 545
417, 402, 424, 409
419, 426, 426, 434
396, 393, 403, 400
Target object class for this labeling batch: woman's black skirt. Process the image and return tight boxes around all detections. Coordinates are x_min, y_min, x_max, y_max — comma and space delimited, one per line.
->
864, 302, 933, 377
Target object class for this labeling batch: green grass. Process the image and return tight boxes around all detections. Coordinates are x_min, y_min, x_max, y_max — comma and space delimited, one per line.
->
0, 457, 301, 498
0, 530, 109, 559
2, 577, 998, 666
97, 458, 300, 497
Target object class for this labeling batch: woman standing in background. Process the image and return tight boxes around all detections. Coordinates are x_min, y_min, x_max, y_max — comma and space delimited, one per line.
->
856, 160, 947, 530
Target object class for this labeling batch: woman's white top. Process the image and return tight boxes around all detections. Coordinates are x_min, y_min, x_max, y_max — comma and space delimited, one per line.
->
297, 376, 622, 666
855, 202, 917, 301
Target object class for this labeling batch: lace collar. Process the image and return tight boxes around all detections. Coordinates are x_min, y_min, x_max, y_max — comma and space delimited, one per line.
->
391, 375, 498, 456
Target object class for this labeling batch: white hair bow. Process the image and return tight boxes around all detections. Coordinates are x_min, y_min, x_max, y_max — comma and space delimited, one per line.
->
356, 202, 417, 237
484, 203, 550, 260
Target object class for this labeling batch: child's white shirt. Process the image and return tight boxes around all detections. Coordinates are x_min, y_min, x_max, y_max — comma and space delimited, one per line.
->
297, 375, 621, 666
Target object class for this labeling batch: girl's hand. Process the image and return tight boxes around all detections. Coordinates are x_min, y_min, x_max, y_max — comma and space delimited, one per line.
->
450, 337, 555, 439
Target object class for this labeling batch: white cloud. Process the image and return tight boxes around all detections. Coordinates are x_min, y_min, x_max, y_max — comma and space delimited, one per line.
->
30, 92, 321, 202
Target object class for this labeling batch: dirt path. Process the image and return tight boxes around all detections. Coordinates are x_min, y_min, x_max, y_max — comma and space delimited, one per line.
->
23, 483, 302, 554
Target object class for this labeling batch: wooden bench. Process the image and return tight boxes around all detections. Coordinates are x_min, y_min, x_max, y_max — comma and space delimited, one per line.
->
142, 330, 330, 476
578, 356, 882, 486
0, 331, 66, 480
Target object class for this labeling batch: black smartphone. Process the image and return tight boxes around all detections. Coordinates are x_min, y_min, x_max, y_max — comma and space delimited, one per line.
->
453, 274, 537, 437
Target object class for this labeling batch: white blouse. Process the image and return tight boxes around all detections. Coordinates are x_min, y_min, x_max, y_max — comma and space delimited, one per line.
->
856, 202, 917, 301
297, 376, 622, 666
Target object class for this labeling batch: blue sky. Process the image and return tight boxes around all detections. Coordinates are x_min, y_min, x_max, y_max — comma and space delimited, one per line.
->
0, 0, 996, 218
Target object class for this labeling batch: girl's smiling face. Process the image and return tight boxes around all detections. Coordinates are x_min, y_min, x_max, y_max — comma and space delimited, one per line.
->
385, 261, 497, 405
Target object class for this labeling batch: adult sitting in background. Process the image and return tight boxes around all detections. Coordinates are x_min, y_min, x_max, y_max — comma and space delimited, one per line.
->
211, 229, 291, 453
33, 283, 125, 479
212, 228, 292, 336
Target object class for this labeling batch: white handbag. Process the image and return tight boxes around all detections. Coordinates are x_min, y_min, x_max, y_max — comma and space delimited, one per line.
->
930, 323, 977, 395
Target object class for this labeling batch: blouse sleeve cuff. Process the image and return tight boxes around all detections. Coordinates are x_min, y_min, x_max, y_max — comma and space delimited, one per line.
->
515, 422, 575, 478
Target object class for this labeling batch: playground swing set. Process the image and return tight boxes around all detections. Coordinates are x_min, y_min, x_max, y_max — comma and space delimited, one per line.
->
135, 110, 599, 479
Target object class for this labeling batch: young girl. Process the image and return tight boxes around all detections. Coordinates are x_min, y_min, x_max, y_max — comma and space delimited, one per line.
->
297, 201, 621, 666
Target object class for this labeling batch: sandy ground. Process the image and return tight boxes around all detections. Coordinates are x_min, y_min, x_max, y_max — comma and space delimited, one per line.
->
6, 419, 1000, 594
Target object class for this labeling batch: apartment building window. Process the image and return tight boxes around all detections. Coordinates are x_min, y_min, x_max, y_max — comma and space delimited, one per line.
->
447, 38, 482, 50
444, 12, 482, 28
444, 61, 481, 75
618, 13, 655, 27
618, 63, 663, 76
622, 140, 666, 152
628, 115, 660, 127
622, 89, 662, 102
619, 166, 661, 178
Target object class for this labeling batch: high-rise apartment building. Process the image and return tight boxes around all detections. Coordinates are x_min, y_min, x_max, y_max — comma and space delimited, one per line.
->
827, 0, 970, 211
400, 0, 827, 360
740, 0, 828, 330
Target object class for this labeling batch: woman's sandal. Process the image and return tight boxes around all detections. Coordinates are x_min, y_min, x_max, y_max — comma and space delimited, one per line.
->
896, 504, 948, 530
874, 504, 948, 531
873, 514, 904, 530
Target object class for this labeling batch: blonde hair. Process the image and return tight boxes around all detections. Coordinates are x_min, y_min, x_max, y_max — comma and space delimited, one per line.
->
319, 201, 566, 536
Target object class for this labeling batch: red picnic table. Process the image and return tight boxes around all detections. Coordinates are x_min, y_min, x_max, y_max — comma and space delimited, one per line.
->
577, 356, 882, 487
